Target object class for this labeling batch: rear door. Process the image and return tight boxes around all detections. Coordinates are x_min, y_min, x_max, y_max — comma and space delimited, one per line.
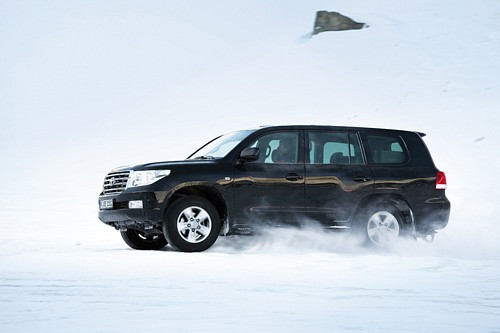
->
304, 130, 374, 226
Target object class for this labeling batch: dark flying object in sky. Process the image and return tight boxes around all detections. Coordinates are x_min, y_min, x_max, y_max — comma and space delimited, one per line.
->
312, 11, 369, 36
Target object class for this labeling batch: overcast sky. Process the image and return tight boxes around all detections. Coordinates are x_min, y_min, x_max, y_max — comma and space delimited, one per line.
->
1, 1, 499, 210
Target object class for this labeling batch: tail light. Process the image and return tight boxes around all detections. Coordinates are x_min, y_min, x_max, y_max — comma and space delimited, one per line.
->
436, 171, 447, 190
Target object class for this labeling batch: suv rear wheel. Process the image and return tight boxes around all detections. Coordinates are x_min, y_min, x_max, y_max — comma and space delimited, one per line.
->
163, 196, 221, 252
354, 204, 403, 247
120, 229, 168, 250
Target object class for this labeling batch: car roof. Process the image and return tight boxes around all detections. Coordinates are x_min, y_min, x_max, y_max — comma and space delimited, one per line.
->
255, 125, 426, 137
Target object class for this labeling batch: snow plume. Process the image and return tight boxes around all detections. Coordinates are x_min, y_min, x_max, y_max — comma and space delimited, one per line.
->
211, 217, 416, 255
212, 224, 365, 254
395, 212, 500, 261
210, 208, 500, 260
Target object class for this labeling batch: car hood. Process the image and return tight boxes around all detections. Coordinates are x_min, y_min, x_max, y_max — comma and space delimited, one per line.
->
132, 159, 219, 171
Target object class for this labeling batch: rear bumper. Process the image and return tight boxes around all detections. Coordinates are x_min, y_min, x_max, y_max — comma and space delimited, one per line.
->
414, 198, 451, 234
98, 191, 171, 228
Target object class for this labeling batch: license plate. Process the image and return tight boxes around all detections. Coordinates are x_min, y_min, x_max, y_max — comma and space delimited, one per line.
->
99, 199, 113, 210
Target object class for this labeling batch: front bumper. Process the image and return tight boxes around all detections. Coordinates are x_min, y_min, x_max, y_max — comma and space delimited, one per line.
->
98, 191, 171, 229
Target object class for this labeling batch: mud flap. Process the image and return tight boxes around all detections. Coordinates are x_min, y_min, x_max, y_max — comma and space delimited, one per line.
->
390, 199, 417, 239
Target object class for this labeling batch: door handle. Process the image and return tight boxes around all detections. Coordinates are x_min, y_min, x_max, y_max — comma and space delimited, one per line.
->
353, 176, 371, 182
285, 173, 303, 181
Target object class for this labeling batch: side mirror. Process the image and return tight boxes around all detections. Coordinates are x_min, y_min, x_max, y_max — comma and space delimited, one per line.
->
239, 147, 260, 162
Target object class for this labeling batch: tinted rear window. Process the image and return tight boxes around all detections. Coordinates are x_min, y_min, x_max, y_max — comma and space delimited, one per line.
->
364, 134, 409, 165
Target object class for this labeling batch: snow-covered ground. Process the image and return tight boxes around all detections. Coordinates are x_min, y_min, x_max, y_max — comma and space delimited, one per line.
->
1, 0, 500, 332
1, 202, 499, 332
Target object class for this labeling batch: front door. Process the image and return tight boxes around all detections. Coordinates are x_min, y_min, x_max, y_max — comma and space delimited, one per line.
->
233, 130, 306, 226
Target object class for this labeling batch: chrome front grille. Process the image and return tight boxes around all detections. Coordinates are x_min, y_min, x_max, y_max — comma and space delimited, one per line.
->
103, 171, 130, 195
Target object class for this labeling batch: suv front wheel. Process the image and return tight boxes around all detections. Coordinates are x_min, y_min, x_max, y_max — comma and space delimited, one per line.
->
163, 196, 221, 252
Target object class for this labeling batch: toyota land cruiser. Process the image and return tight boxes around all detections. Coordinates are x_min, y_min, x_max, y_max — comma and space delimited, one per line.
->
98, 125, 450, 252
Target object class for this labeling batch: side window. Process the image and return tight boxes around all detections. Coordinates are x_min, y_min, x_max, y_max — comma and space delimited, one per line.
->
247, 131, 299, 164
365, 134, 408, 164
308, 131, 364, 165
348, 133, 364, 165
309, 141, 316, 164
322, 135, 349, 164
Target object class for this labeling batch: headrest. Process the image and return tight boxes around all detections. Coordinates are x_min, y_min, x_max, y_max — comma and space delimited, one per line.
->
330, 152, 348, 164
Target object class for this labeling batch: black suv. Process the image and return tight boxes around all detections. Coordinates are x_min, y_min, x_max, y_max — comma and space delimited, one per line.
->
98, 125, 450, 252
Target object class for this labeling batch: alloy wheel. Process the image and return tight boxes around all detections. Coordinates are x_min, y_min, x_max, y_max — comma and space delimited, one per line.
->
366, 211, 400, 245
176, 206, 212, 243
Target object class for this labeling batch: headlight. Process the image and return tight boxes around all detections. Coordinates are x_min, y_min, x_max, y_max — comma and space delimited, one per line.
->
126, 170, 171, 188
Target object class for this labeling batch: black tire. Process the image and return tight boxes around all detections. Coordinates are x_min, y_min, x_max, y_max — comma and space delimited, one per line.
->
120, 229, 168, 250
352, 203, 403, 247
163, 196, 221, 252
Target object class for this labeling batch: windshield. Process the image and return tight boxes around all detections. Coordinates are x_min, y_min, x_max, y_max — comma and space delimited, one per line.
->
187, 130, 255, 160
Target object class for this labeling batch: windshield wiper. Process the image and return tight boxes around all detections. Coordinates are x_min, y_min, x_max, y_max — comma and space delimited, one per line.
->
193, 155, 215, 160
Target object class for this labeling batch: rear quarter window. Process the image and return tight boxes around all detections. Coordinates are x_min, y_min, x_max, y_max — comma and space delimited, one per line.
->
363, 134, 409, 165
